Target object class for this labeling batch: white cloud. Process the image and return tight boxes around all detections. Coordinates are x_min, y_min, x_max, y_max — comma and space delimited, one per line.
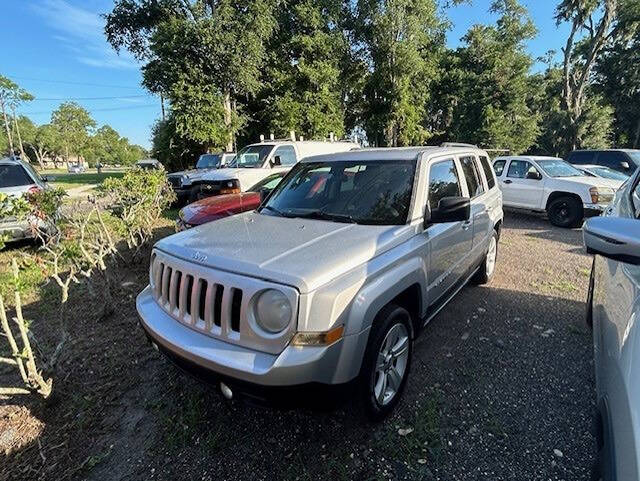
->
31, 0, 138, 70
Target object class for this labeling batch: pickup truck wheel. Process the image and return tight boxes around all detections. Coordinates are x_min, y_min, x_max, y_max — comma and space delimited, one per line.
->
547, 196, 583, 228
472, 230, 498, 285
359, 304, 412, 421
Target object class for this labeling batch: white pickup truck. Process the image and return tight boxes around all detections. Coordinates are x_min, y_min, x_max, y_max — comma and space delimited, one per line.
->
493, 156, 622, 227
189, 140, 358, 200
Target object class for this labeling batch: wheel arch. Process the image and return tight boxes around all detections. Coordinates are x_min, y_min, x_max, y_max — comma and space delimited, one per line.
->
545, 190, 584, 211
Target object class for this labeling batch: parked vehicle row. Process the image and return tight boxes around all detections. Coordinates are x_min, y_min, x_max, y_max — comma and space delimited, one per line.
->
168, 152, 237, 204
493, 156, 623, 227
137, 145, 503, 419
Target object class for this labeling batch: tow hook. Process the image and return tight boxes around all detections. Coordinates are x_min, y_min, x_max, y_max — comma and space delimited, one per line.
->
220, 382, 233, 400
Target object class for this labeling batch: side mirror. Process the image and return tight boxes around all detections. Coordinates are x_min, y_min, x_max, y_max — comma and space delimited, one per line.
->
526, 171, 542, 180
271, 155, 282, 167
425, 196, 471, 226
583, 217, 640, 265
259, 188, 270, 203
621, 161, 630, 170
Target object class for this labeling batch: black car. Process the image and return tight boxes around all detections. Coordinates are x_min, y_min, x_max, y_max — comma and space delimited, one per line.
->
567, 149, 639, 175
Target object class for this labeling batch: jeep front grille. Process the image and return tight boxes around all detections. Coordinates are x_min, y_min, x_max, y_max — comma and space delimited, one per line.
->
149, 250, 297, 354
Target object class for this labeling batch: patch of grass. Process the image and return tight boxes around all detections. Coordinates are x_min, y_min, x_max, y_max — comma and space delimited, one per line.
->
531, 279, 579, 294
49, 172, 125, 191
374, 394, 441, 470
577, 267, 591, 278
162, 208, 180, 222
161, 391, 207, 449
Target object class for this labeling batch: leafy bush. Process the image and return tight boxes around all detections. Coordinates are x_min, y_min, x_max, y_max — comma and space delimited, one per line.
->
99, 168, 176, 250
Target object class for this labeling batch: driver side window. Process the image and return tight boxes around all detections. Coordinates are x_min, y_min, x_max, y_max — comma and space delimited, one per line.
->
428, 159, 462, 211
634, 181, 640, 219
507, 160, 539, 179
272, 145, 297, 166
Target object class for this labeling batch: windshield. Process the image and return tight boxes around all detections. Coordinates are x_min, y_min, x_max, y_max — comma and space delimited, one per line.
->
196, 154, 222, 169
228, 145, 273, 169
260, 160, 416, 225
536, 159, 583, 177
590, 167, 629, 181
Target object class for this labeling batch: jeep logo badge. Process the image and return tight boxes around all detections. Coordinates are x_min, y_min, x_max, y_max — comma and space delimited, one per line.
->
192, 252, 207, 262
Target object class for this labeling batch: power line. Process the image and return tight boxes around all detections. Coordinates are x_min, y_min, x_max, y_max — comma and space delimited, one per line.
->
32, 95, 149, 101
21, 104, 159, 115
6, 74, 143, 90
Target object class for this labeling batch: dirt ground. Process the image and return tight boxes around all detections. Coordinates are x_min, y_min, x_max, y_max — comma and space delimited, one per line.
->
1, 211, 595, 481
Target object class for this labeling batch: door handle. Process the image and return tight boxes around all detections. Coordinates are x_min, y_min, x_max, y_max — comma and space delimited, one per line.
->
504, 180, 513, 184
462, 220, 472, 230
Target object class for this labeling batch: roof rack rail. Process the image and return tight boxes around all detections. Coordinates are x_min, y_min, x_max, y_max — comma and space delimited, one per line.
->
440, 142, 478, 148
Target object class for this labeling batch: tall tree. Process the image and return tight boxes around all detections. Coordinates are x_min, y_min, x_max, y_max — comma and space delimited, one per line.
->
594, 0, 640, 147
51, 102, 96, 162
434, 0, 539, 153
0, 75, 32, 157
105, 0, 277, 151
260, 0, 349, 140
31, 124, 61, 169
354, 0, 447, 146
555, 0, 618, 150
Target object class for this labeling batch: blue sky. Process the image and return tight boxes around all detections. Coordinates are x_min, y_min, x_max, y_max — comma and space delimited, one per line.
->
1, 0, 570, 150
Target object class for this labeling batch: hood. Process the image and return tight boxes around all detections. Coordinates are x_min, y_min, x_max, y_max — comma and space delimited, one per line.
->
155, 211, 415, 293
553, 176, 624, 190
180, 192, 261, 225
169, 167, 218, 181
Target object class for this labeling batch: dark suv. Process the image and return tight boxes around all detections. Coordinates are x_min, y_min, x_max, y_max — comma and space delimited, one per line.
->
567, 149, 639, 175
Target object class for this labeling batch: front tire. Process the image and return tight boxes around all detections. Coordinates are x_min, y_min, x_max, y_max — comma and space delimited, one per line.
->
359, 304, 413, 421
547, 196, 583, 228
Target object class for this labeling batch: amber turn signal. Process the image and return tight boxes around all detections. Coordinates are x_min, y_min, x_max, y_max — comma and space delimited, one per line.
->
291, 325, 345, 346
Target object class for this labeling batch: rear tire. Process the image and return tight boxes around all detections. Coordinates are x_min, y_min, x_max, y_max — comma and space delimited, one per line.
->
358, 304, 413, 421
472, 230, 498, 285
547, 196, 583, 228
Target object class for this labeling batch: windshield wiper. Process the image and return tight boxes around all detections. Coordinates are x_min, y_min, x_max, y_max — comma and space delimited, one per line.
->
262, 205, 287, 217
292, 209, 357, 224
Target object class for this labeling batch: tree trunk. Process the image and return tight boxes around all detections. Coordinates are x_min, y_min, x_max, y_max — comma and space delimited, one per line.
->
11, 106, 28, 161
223, 90, 233, 153
1, 101, 14, 156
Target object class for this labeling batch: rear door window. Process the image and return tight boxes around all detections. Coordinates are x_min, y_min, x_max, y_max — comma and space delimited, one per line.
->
493, 160, 506, 177
479, 156, 496, 189
568, 151, 595, 165
459, 155, 484, 197
598, 151, 632, 172
428, 159, 462, 211
0, 164, 33, 188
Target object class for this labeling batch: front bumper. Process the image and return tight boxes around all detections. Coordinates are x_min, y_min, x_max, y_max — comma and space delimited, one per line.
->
584, 203, 611, 217
0, 220, 34, 241
136, 286, 369, 388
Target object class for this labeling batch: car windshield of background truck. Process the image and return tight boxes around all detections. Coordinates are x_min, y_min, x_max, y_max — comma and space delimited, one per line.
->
536, 159, 583, 178
260, 160, 416, 225
228, 145, 274, 168
196, 154, 222, 169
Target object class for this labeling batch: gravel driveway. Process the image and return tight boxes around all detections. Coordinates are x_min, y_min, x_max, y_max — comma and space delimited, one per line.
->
82, 210, 594, 481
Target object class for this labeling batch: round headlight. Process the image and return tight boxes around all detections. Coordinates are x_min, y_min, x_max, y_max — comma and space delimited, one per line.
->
254, 289, 292, 333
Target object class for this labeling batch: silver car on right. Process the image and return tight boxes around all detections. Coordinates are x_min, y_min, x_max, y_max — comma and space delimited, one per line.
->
584, 168, 640, 481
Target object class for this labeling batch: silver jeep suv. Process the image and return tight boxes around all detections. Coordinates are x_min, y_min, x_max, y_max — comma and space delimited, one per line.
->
137, 146, 503, 419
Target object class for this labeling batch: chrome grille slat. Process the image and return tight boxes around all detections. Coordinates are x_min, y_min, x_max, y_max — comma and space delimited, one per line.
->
149, 250, 298, 355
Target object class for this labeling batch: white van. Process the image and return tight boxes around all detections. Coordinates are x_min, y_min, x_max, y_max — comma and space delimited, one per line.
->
191, 140, 359, 200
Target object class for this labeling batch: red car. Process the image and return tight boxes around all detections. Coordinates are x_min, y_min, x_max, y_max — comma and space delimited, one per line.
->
176, 173, 286, 230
